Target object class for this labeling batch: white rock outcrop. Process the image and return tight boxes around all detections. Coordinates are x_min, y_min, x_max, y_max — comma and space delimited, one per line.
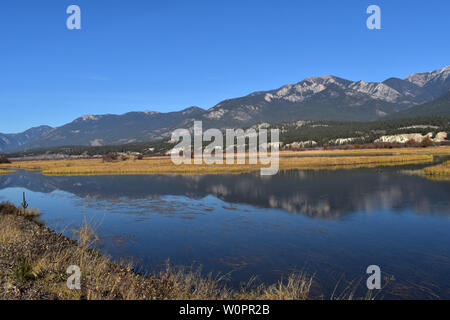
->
331, 138, 358, 145
285, 141, 318, 149
434, 132, 448, 142
375, 132, 447, 144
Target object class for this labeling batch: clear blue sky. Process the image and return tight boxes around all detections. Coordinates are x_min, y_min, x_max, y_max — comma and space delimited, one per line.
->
1, 0, 449, 133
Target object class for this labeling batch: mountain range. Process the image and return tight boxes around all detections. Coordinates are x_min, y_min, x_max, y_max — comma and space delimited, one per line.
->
1, 66, 449, 153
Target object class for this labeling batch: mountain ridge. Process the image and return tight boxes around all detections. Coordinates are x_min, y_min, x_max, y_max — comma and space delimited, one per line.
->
1, 66, 449, 153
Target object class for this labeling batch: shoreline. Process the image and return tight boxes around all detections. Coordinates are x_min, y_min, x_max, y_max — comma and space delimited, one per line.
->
0, 197, 440, 300
0, 203, 317, 300
2, 147, 448, 176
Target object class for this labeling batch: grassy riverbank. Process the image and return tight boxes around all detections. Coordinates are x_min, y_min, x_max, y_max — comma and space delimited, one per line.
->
423, 160, 450, 176
417, 160, 450, 181
400, 155, 450, 181
0, 202, 317, 300
2, 147, 447, 176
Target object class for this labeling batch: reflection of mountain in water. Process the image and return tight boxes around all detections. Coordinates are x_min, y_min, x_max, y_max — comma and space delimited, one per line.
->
1, 169, 450, 219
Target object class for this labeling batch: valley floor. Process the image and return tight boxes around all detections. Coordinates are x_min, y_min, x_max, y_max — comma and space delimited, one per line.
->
2, 147, 450, 176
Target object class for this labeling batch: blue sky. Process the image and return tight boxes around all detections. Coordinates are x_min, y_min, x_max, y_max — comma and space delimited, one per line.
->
1, 0, 449, 133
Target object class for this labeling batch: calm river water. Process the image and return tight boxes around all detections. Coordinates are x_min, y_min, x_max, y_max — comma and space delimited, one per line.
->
1, 165, 449, 299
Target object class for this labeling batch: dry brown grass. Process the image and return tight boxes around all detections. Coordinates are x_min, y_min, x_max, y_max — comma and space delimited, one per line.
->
281, 146, 450, 157
23, 208, 41, 217
0, 202, 402, 300
0, 221, 26, 244
0, 169, 12, 175
0, 203, 315, 300
0, 201, 40, 218
234, 273, 314, 300
422, 160, 450, 177
0, 148, 440, 176
404, 160, 450, 181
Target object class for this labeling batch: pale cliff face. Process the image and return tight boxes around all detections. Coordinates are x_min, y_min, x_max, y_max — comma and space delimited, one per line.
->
375, 132, 448, 144
405, 66, 450, 88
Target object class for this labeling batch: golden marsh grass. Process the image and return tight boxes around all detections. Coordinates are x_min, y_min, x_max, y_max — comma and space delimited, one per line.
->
0, 169, 12, 175
1, 147, 445, 176
422, 160, 450, 177
0, 152, 435, 176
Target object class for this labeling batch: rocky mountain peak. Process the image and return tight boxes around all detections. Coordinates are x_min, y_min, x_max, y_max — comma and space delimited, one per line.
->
403, 66, 450, 99
405, 66, 450, 87
78, 115, 101, 121
143, 111, 160, 115
181, 106, 205, 115
2, 66, 449, 153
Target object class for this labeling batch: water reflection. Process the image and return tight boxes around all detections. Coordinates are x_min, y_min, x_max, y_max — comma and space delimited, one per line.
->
1, 168, 450, 299
1, 168, 449, 219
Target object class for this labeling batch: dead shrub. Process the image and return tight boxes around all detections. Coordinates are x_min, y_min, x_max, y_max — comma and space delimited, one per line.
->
0, 202, 20, 215
102, 153, 119, 162
0, 156, 11, 164
421, 137, 434, 148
